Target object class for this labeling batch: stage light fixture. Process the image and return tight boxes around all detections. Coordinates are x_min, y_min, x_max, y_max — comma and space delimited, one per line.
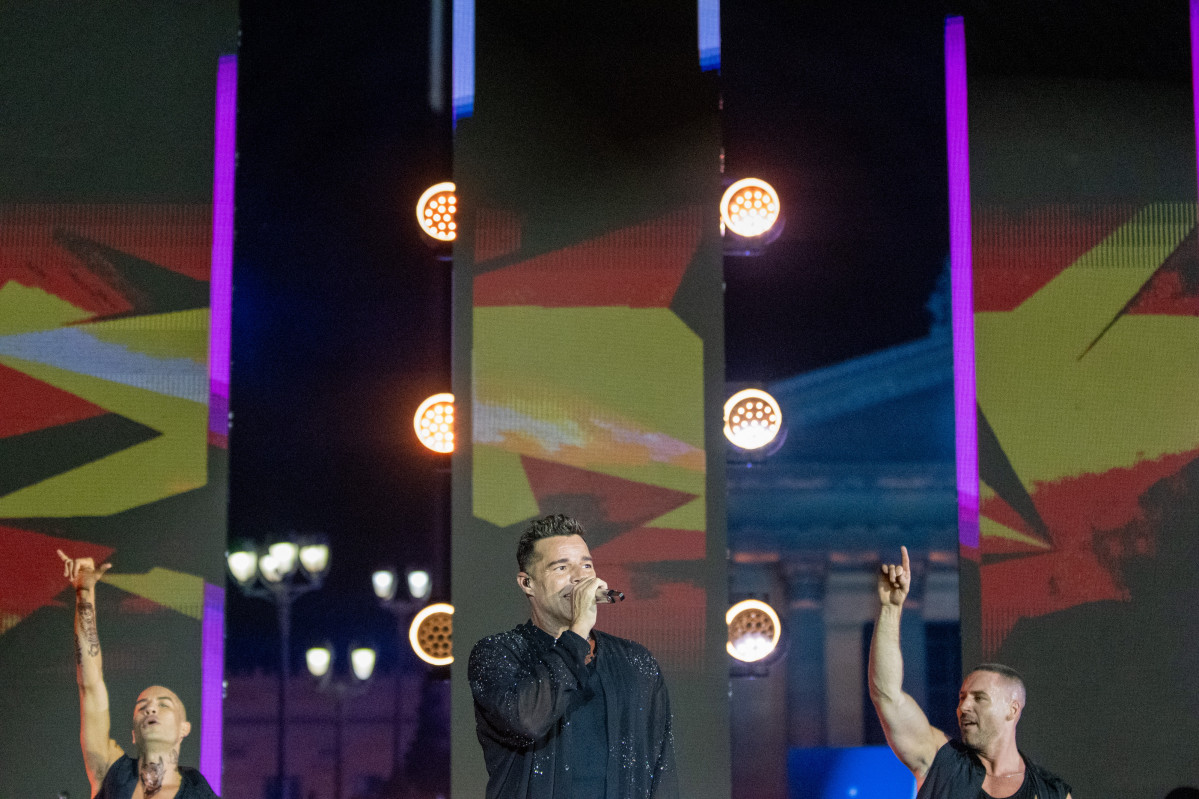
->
416, 181, 457, 242
414, 392, 455, 453
410, 602, 454, 666
720, 178, 780, 238
726, 599, 782, 663
723, 388, 783, 450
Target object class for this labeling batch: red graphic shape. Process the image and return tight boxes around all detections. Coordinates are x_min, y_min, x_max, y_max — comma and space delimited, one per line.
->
1126, 225, 1199, 316
0, 525, 115, 623
593, 527, 705, 564
978, 448, 1199, 654
0, 363, 107, 438
521, 456, 697, 536
973, 205, 1137, 312
475, 208, 523, 263
474, 206, 704, 308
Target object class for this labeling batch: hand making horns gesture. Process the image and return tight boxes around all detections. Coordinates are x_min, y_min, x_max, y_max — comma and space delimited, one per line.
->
58, 549, 112, 592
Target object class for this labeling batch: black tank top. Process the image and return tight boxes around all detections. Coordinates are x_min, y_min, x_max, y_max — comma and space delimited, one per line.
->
93, 754, 219, 799
917, 740, 1071, 799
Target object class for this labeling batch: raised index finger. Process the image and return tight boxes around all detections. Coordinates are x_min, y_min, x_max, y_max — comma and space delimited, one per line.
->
57, 549, 71, 563
900, 545, 910, 573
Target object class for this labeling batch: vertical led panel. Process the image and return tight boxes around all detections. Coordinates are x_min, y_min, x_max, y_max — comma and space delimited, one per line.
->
451, 3, 727, 797
964, 8, 1198, 796
0, 5, 237, 797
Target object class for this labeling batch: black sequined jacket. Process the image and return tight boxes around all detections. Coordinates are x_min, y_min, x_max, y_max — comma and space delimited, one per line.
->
469, 620, 678, 799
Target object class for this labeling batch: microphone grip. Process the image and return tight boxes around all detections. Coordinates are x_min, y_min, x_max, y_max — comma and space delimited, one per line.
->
598, 588, 625, 603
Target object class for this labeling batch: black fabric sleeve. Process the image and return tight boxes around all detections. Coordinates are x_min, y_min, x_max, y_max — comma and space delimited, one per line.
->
469, 631, 592, 747
648, 668, 679, 799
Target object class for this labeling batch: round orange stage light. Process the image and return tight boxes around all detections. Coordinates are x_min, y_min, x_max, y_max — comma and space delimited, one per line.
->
720, 178, 781, 238
410, 602, 454, 666
723, 388, 782, 450
414, 392, 455, 453
726, 599, 782, 663
416, 181, 457, 242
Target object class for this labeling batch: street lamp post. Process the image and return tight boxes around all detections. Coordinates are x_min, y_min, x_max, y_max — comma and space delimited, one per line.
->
305, 644, 377, 799
228, 534, 330, 799
372, 567, 432, 776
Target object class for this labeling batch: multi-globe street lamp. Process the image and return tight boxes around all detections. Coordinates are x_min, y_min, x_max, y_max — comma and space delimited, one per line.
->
372, 565, 432, 776
227, 535, 330, 799
305, 643, 377, 799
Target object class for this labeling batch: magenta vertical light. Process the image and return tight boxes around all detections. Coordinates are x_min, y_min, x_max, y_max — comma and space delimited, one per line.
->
945, 17, 979, 550
200, 52, 237, 791
208, 53, 236, 445
200, 583, 225, 792
1191, 1, 1199, 199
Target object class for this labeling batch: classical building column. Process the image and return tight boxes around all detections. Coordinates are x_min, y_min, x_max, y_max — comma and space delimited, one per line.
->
783, 555, 827, 747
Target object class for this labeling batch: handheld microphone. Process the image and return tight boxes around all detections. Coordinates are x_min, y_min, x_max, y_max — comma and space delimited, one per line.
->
598, 588, 625, 603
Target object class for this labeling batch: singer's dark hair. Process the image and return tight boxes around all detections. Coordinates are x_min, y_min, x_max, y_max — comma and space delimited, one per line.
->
516, 514, 587, 572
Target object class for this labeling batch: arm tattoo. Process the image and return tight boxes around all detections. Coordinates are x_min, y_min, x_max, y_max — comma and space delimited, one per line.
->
74, 633, 83, 666
77, 602, 100, 657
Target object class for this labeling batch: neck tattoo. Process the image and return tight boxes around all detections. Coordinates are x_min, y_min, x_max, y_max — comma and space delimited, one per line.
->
140, 752, 176, 797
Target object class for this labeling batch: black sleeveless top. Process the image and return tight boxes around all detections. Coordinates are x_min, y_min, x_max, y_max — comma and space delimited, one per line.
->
94, 754, 219, 799
917, 740, 1071, 799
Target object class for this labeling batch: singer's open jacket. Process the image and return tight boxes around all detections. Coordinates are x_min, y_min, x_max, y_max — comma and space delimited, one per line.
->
469, 620, 678, 799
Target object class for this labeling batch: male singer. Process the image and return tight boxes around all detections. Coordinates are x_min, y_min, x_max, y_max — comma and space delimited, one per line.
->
469, 514, 678, 799
59, 550, 218, 799
869, 547, 1071, 799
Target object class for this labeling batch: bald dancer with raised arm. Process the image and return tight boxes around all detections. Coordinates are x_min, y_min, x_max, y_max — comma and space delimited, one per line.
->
868, 547, 1072, 799
60, 551, 218, 799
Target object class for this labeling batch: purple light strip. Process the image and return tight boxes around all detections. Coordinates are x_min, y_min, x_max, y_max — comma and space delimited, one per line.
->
452, 0, 475, 123
200, 583, 225, 792
200, 53, 236, 790
945, 16, 980, 550
1191, 1, 1199, 200
698, 0, 721, 71
208, 54, 236, 440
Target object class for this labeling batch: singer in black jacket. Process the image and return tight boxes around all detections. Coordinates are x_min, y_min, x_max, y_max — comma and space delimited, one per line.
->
468, 514, 678, 799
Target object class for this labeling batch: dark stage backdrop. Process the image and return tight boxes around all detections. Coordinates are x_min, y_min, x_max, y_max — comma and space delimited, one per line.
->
0, 5, 237, 798
960, 6, 1199, 796
450, 2, 729, 797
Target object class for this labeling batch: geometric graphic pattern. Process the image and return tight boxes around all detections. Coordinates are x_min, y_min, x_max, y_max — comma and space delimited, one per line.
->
0, 206, 212, 519
973, 202, 1199, 654
472, 207, 711, 671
